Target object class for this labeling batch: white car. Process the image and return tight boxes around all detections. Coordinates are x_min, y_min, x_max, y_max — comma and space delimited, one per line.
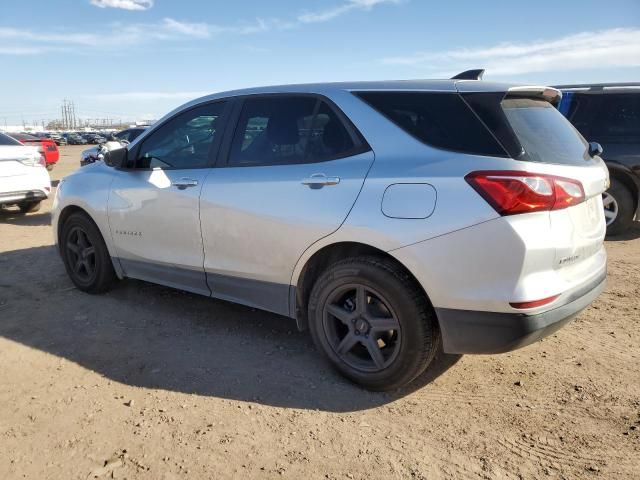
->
0, 132, 51, 213
52, 74, 608, 390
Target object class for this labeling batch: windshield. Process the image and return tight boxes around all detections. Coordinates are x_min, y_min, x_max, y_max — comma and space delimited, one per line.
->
502, 97, 592, 165
0, 132, 22, 146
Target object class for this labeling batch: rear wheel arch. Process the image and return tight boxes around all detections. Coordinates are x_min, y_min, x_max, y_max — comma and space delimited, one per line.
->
294, 241, 436, 331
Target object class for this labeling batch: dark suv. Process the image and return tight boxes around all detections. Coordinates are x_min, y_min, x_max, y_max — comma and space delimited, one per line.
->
556, 84, 640, 235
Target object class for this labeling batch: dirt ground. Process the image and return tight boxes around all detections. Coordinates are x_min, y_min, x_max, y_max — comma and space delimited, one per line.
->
1, 145, 639, 480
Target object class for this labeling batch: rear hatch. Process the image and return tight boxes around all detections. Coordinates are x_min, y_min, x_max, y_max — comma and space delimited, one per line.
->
0, 145, 42, 192
461, 86, 608, 279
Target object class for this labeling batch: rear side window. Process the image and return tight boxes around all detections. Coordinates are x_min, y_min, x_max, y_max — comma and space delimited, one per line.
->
228, 95, 362, 167
0, 132, 21, 146
502, 98, 590, 165
589, 93, 640, 143
354, 91, 507, 157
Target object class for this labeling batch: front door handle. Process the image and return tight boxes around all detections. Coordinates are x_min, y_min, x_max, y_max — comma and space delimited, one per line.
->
172, 178, 199, 190
302, 174, 340, 189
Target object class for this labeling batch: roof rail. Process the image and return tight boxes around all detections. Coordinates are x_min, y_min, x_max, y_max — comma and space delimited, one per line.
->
451, 69, 485, 80
554, 82, 640, 90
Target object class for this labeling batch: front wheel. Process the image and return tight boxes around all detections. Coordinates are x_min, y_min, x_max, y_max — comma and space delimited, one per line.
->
60, 212, 117, 293
308, 256, 440, 391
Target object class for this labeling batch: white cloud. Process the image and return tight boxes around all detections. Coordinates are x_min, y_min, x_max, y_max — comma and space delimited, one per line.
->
381, 28, 640, 76
0, 45, 44, 55
161, 18, 211, 38
298, 0, 401, 23
0, 0, 403, 56
90, 0, 153, 10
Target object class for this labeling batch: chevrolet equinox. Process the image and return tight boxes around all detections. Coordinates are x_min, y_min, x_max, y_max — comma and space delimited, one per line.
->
53, 72, 608, 390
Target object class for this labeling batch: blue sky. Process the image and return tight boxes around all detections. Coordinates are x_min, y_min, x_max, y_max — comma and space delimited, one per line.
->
1, 0, 639, 125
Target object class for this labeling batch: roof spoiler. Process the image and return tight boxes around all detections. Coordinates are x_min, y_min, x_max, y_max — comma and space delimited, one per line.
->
507, 85, 563, 105
451, 69, 485, 80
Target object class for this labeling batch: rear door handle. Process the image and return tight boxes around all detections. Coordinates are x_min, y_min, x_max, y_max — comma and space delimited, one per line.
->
302, 174, 340, 189
172, 178, 199, 190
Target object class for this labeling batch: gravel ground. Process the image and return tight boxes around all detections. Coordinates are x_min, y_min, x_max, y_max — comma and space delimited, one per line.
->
1, 145, 639, 479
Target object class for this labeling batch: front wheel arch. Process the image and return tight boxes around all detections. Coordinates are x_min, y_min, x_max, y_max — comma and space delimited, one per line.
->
57, 205, 124, 279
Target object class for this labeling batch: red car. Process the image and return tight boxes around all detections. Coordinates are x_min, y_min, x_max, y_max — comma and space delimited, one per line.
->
8, 133, 59, 170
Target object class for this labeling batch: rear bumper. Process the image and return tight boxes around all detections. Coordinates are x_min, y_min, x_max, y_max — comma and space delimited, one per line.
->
0, 189, 48, 205
436, 273, 606, 354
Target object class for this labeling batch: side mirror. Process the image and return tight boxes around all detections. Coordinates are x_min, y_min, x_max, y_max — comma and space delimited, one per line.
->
588, 141, 603, 158
104, 147, 129, 168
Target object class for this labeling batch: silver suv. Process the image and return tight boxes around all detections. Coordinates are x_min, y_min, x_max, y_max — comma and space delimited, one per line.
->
53, 74, 609, 390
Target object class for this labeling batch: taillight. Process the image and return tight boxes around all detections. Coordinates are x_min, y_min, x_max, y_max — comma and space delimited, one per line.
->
465, 171, 585, 215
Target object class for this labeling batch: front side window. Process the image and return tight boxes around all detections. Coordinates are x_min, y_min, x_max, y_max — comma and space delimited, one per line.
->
228, 96, 359, 167
137, 102, 226, 169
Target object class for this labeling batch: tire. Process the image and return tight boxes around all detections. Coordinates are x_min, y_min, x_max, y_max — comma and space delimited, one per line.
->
60, 212, 117, 293
604, 178, 635, 237
18, 200, 42, 213
46, 164, 54, 171
308, 256, 440, 391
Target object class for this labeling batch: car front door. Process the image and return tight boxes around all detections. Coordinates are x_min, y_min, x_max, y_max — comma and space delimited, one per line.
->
108, 101, 229, 295
200, 95, 374, 315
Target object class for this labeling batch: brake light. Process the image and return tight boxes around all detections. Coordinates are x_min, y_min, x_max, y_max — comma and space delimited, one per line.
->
465, 171, 585, 215
510, 295, 559, 309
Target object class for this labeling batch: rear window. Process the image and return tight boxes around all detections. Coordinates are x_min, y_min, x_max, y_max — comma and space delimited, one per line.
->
502, 98, 590, 165
354, 91, 507, 157
0, 132, 22, 146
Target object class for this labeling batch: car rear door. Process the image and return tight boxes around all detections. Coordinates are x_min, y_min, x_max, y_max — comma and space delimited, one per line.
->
200, 94, 374, 316
107, 100, 229, 295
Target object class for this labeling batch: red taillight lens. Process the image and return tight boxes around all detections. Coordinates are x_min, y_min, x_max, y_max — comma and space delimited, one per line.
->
465, 171, 585, 215
510, 295, 559, 309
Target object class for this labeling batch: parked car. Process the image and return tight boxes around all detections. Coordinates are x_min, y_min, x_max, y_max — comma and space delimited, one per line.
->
47, 133, 67, 146
0, 132, 51, 213
64, 133, 88, 145
53, 73, 608, 390
556, 83, 640, 235
8, 132, 60, 171
108, 127, 146, 143
80, 128, 146, 166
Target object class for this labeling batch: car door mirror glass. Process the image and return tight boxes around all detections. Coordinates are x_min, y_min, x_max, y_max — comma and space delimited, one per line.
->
104, 146, 129, 168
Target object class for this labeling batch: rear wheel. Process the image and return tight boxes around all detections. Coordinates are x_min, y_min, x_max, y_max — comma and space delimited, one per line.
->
60, 212, 117, 293
308, 256, 440, 391
604, 178, 635, 236
18, 200, 42, 213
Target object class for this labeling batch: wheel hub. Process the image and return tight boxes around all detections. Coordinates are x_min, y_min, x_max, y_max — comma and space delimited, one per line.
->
354, 317, 371, 336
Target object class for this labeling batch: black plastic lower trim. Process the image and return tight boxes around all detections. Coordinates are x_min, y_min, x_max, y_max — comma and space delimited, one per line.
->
436, 276, 606, 354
